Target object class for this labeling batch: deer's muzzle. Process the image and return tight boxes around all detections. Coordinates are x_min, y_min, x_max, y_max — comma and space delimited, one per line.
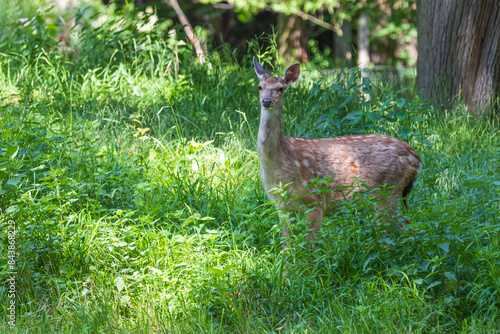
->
262, 98, 272, 108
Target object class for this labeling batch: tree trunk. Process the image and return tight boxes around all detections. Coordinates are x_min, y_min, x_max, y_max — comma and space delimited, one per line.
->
278, 14, 308, 63
358, 0, 370, 70
417, 0, 500, 115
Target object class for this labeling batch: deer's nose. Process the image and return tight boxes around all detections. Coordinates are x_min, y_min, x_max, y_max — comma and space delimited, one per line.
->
262, 98, 272, 108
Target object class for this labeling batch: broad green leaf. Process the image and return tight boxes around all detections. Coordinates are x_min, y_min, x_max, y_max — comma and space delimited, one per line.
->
115, 277, 125, 292
444, 271, 457, 282
400, 128, 411, 138
207, 264, 234, 275
5, 177, 21, 186
5, 205, 18, 214
396, 98, 405, 109
417, 261, 429, 271
438, 242, 450, 253
6, 145, 18, 158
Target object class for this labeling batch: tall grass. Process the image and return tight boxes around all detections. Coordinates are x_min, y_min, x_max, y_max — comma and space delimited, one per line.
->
1, 1, 499, 333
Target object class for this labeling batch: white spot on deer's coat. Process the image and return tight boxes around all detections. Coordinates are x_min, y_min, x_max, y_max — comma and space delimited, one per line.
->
303, 160, 309, 167
295, 161, 301, 167
303, 152, 314, 159
302, 181, 308, 188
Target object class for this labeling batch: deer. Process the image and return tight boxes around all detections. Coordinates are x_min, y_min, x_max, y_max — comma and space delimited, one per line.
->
253, 57, 422, 244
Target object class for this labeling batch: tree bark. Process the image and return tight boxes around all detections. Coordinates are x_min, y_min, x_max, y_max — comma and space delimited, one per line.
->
278, 14, 309, 63
417, 0, 500, 115
165, 0, 205, 64
358, 0, 370, 70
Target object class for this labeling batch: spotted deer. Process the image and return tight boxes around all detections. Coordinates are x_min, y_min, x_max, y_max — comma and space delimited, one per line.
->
253, 57, 422, 242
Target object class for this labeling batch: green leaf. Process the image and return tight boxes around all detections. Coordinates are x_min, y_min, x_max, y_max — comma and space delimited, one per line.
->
148, 266, 163, 275
444, 271, 457, 282
207, 264, 234, 275
343, 110, 363, 121
331, 84, 344, 92
400, 128, 412, 138
207, 266, 222, 275
120, 295, 130, 303
380, 97, 393, 112
5, 177, 21, 186
338, 95, 354, 110
417, 261, 429, 271
348, 128, 365, 134
367, 112, 382, 121
205, 229, 219, 234
381, 237, 396, 246
362, 77, 372, 95
6, 145, 18, 159
363, 254, 378, 270
423, 138, 434, 148
396, 98, 405, 109
132, 86, 144, 96
428, 281, 442, 289
115, 277, 125, 292
396, 111, 407, 120
5, 205, 18, 214
438, 242, 450, 253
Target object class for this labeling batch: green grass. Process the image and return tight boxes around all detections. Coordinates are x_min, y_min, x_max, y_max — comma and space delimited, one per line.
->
1, 1, 499, 333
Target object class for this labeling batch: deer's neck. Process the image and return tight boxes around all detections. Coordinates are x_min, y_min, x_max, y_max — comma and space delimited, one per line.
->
257, 107, 287, 166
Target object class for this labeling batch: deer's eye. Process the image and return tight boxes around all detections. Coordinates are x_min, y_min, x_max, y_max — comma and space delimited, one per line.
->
258, 86, 263, 91
277, 87, 284, 92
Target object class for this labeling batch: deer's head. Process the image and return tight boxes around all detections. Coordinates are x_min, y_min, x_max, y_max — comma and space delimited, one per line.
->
253, 57, 300, 111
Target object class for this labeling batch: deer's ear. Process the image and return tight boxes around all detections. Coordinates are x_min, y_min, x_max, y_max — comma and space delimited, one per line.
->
253, 57, 268, 81
283, 63, 300, 85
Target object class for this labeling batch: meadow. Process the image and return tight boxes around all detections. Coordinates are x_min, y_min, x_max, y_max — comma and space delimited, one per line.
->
1, 2, 499, 333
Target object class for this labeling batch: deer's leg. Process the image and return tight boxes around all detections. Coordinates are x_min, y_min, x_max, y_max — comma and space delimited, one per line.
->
280, 212, 297, 238
377, 190, 411, 232
373, 189, 399, 232
306, 207, 323, 242
280, 212, 296, 250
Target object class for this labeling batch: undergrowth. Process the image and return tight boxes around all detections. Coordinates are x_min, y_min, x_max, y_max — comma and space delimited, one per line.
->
0, 1, 499, 333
